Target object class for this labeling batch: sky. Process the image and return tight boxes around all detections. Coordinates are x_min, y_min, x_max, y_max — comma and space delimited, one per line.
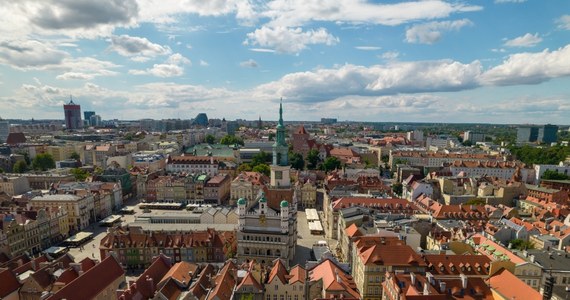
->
0, 0, 569, 124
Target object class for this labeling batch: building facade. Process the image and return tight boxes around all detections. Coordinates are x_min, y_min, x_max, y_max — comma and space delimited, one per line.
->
63, 99, 82, 130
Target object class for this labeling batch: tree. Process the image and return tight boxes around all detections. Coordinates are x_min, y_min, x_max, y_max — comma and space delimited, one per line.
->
0, 167, 3, 173
509, 239, 534, 250
205, 134, 216, 144
392, 182, 403, 196
307, 149, 320, 169
542, 169, 570, 180
252, 164, 270, 176
238, 163, 252, 173
13, 161, 28, 173
251, 151, 271, 166
289, 152, 305, 170
220, 135, 244, 146
32, 153, 55, 171
268, 133, 275, 141
321, 156, 341, 172
71, 168, 89, 181
465, 198, 486, 205
70, 152, 80, 161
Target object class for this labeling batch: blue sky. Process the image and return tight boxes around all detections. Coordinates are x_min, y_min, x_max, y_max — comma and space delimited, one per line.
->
0, 0, 569, 124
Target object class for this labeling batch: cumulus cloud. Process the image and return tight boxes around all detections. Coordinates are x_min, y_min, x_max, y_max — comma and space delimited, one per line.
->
0, 0, 138, 39
556, 15, 570, 30
0, 40, 68, 69
56, 72, 95, 80
380, 51, 400, 60
137, 0, 255, 24
129, 53, 191, 77
494, 0, 526, 3
245, 26, 339, 54
109, 35, 171, 57
261, 0, 481, 28
504, 33, 542, 47
482, 45, 570, 85
240, 59, 258, 68
199, 60, 209, 66
405, 19, 473, 44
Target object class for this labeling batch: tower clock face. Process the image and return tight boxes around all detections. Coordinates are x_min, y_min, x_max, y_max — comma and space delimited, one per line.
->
259, 214, 266, 224
275, 171, 282, 179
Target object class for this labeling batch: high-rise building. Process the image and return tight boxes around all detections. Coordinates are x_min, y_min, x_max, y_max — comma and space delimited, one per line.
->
0, 118, 9, 144
63, 98, 82, 130
538, 124, 558, 144
90, 115, 102, 127
84, 111, 95, 126
464, 131, 485, 143
516, 126, 539, 143
517, 125, 558, 144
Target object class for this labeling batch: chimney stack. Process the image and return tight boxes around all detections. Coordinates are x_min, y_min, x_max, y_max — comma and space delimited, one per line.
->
460, 273, 468, 289
439, 281, 447, 293
423, 281, 430, 295
146, 275, 155, 295
410, 272, 416, 286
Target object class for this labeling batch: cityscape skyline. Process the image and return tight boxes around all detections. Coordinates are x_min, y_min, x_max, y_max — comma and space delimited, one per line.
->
0, 1, 569, 123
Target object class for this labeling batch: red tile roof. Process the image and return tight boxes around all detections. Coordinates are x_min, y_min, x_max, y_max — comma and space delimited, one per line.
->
237, 271, 263, 291
345, 223, 363, 238
289, 265, 307, 285
487, 268, 541, 300
268, 259, 288, 284
48, 255, 125, 300
308, 259, 360, 299
359, 245, 427, 267
0, 268, 20, 298
207, 260, 237, 300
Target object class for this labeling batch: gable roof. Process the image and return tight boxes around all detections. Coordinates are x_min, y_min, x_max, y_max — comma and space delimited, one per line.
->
237, 271, 263, 291
207, 261, 237, 300
308, 259, 360, 299
47, 255, 124, 300
359, 245, 426, 266
268, 259, 288, 284
0, 268, 20, 298
288, 265, 307, 284
345, 223, 363, 238
487, 268, 541, 300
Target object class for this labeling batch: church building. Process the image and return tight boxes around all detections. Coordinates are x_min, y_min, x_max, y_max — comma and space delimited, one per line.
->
236, 101, 298, 266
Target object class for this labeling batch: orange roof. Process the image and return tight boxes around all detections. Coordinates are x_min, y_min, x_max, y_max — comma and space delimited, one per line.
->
288, 265, 307, 284
237, 271, 263, 291
159, 261, 198, 287
0, 268, 20, 298
359, 245, 426, 266
308, 259, 360, 299
424, 254, 492, 276
48, 255, 124, 300
471, 234, 525, 265
487, 268, 541, 300
345, 223, 363, 238
268, 259, 289, 284
207, 261, 237, 300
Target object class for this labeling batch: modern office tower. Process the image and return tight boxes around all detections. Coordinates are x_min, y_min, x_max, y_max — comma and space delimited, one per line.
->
84, 111, 95, 125
516, 126, 539, 143
0, 118, 8, 144
464, 131, 485, 143
63, 98, 82, 130
538, 124, 558, 144
517, 125, 558, 144
194, 113, 208, 126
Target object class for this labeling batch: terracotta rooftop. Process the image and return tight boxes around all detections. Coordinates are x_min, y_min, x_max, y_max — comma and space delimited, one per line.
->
207, 260, 237, 300
487, 268, 541, 300
358, 245, 427, 266
345, 223, 363, 238
308, 259, 360, 299
289, 265, 307, 284
423, 254, 492, 276
159, 261, 198, 288
237, 271, 263, 291
47, 255, 125, 300
0, 267, 20, 298
268, 259, 289, 284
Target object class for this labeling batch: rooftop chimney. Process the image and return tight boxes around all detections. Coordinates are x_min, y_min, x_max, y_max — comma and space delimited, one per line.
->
423, 281, 430, 295
410, 272, 416, 286
439, 281, 447, 293
460, 273, 468, 289
146, 275, 155, 295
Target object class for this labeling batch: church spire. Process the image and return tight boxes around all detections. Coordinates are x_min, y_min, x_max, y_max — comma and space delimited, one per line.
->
278, 98, 284, 126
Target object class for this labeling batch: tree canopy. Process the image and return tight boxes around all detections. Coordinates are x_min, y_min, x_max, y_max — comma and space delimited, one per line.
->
289, 152, 305, 170
32, 153, 55, 171
220, 135, 244, 146
252, 164, 270, 176
542, 169, 570, 180
391, 182, 403, 196
12, 161, 27, 173
70, 152, 80, 161
307, 149, 320, 169
205, 134, 216, 144
71, 168, 89, 181
320, 156, 342, 172
509, 145, 570, 165
252, 151, 272, 166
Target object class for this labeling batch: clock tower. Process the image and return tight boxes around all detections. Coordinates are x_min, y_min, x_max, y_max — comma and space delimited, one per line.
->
270, 100, 291, 188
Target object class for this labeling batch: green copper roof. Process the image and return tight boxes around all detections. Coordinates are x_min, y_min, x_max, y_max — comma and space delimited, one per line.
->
280, 200, 289, 207
259, 192, 267, 203
237, 198, 246, 205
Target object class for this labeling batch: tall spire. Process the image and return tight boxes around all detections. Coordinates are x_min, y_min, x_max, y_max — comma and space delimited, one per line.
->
278, 98, 283, 126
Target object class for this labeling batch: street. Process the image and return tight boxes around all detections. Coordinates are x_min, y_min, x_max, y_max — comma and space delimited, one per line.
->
291, 209, 337, 267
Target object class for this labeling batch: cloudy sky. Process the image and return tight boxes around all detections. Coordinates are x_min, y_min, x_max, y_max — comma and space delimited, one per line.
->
0, 0, 569, 124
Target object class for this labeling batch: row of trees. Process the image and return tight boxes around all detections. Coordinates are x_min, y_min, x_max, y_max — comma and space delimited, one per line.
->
509, 145, 570, 165
12, 153, 57, 173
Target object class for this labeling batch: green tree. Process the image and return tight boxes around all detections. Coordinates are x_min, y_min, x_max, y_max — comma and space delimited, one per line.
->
13, 161, 28, 173
509, 239, 534, 250
238, 163, 252, 173
69, 152, 80, 161
251, 151, 271, 167
392, 182, 403, 196
509, 145, 570, 165
465, 198, 486, 205
71, 168, 89, 181
32, 153, 55, 171
321, 156, 342, 172
0, 167, 3, 173
220, 135, 244, 146
205, 134, 216, 144
289, 152, 305, 170
307, 149, 320, 169
268, 133, 275, 141
542, 169, 570, 180
252, 164, 270, 176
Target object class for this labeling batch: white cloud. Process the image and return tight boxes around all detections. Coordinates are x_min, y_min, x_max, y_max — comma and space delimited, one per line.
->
405, 19, 473, 44
482, 45, 570, 85
200, 60, 209, 66
0, 0, 138, 39
261, 0, 481, 28
245, 26, 339, 54
56, 72, 95, 80
240, 59, 258, 68
556, 15, 570, 30
380, 51, 400, 60
355, 46, 381, 51
129, 53, 191, 77
494, 0, 526, 3
0, 40, 68, 70
249, 48, 276, 53
504, 33, 542, 47
109, 35, 171, 57
137, 0, 253, 24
